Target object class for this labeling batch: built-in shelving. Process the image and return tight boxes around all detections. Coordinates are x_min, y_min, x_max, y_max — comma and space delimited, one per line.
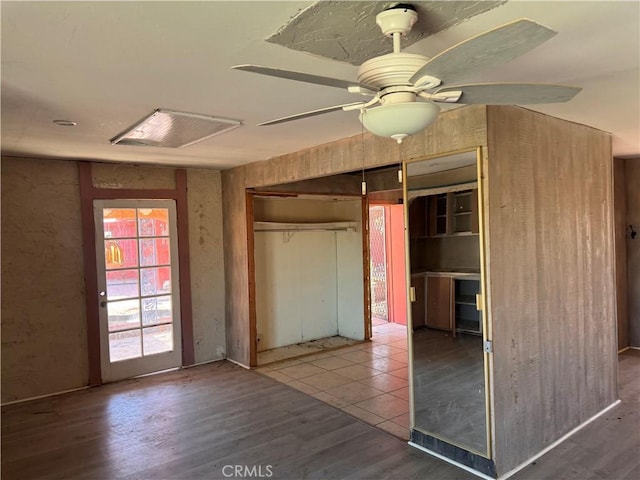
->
454, 279, 482, 335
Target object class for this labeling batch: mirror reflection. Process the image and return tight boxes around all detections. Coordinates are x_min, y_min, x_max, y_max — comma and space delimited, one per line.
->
406, 151, 488, 455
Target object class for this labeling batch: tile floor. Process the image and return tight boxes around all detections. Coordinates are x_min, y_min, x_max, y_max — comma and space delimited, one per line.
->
256, 319, 410, 440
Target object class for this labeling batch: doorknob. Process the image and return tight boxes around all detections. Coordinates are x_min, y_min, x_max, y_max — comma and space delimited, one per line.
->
99, 291, 106, 307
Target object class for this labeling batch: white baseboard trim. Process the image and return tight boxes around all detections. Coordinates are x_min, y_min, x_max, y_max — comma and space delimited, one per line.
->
1, 385, 90, 407
1, 358, 227, 406
224, 357, 250, 369
409, 399, 622, 479
407, 442, 494, 480
182, 357, 225, 369
619, 346, 640, 353
497, 399, 622, 480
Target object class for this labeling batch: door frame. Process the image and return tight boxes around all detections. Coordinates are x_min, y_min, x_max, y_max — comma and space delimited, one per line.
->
245, 190, 370, 367
402, 146, 493, 459
79, 162, 194, 385
368, 202, 408, 326
94, 199, 182, 382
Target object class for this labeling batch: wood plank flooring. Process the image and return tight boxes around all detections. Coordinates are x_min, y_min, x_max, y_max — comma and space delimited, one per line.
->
2, 350, 638, 480
412, 328, 487, 453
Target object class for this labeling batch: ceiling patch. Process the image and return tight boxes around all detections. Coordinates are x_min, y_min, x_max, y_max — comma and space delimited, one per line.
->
266, 1, 509, 66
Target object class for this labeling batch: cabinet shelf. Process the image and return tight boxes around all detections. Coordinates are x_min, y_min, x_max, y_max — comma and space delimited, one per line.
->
454, 279, 482, 335
455, 294, 476, 305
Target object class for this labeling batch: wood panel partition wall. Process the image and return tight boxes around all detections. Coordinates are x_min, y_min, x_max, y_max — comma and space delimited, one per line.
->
222, 105, 488, 367
614, 158, 629, 349
221, 104, 616, 478
624, 159, 640, 346
485, 106, 616, 475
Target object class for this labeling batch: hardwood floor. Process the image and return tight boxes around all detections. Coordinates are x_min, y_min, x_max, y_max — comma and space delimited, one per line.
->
412, 328, 487, 453
510, 349, 640, 480
2, 351, 638, 480
1, 361, 474, 480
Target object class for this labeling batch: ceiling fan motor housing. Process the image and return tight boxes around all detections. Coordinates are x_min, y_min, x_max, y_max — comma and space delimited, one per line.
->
376, 5, 418, 37
358, 52, 429, 89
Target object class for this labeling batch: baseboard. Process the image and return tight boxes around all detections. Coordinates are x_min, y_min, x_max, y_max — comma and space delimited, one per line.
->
182, 357, 226, 369
497, 399, 622, 480
2, 358, 227, 406
1, 385, 90, 407
619, 346, 640, 353
225, 357, 250, 369
408, 442, 495, 480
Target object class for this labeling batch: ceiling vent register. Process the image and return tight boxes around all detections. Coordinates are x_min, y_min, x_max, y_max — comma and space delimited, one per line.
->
110, 109, 242, 148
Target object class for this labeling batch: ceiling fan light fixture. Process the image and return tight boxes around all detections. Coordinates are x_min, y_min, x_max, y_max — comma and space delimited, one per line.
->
110, 109, 242, 148
360, 102, 440, 144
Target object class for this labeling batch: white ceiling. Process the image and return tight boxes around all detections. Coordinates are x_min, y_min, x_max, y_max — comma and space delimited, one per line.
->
2, 1, 639, 170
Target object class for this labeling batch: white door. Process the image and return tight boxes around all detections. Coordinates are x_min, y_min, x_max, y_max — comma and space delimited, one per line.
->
94, 200, 182, 382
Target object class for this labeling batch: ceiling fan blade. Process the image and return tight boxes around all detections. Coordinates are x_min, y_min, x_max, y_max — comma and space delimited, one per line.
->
233, 65, 378, 91
436, 83, 582, 105
410, 19, 557, 86
258, 102, 365, 126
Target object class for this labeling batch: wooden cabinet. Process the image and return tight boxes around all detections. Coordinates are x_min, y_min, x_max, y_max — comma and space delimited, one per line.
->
425, 276, 454, 332
412, 275, 482, 336
427, 193, 449, 236
408, 197, 427, 238
424, 189, 478, 237
411, 275, 426, 328
451, 190, 479, 234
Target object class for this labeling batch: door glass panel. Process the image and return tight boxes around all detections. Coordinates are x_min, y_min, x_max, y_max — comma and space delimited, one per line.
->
139, 238, 171, 266
103, 209, 137, 238
109, 329, 142, 362
143, 324, 174, 355
140, 267, 171, 296
142, 295, 172, 326
138, 208, 169, 237
104, 239, 139, 270
107, 299, 140, 332
106, 269, 139, 300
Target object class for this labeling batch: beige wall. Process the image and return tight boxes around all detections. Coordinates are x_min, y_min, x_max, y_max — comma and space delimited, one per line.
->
1, 157, 88, 402
1, 157, 226, 402
186, 169, 226, 363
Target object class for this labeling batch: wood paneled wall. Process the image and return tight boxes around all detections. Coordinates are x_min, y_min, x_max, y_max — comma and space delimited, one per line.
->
485, 106, 617, 475
614, 157, 629, 349
625, 158, 640, 346
221, 105, 488, 366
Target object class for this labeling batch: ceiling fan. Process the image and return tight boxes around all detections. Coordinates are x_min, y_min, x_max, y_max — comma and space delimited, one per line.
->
233, 3, 581, 144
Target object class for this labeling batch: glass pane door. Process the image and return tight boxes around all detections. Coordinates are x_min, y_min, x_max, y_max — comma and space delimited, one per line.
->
94, 200, 181, 382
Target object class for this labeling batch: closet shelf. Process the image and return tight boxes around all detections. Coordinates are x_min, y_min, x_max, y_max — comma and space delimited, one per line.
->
254, 221, 357, 233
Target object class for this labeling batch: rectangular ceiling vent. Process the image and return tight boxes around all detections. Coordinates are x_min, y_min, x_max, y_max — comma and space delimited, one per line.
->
110, 109, 242, 148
